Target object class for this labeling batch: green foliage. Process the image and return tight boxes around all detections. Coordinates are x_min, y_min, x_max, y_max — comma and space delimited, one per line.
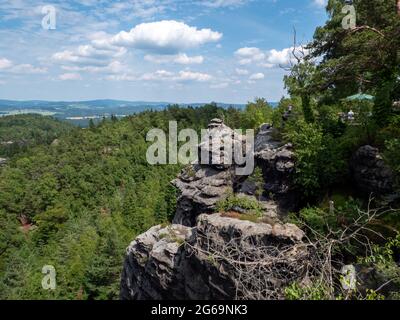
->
216, 194, 263, 217
0, 104, 251, 300
290, 198, 361, 235
247, 167, 264, 199
242, 98, 273, 129
284, 60, 317, 123
384, 138, 400, 176
0, 210, 24, 259
373, 80, 395, 127
284, 120, 324, 197
310, 0, 400, 106
284, 115, 370, 198
0, 114, 73, 157
284, 281, 331, 300
365, 289, 385, 300
317, 104, 346, 137
363, 235, 400, 278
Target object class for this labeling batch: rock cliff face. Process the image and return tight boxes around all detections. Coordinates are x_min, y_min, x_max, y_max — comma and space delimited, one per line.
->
351, 145, 395, 196
254, 124, 298, 213
120, 120, 307, 300
0, 157, 7, 167
120, 213, 306, 300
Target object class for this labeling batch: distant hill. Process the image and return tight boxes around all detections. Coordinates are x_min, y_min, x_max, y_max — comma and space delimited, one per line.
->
0, 99, 258, 126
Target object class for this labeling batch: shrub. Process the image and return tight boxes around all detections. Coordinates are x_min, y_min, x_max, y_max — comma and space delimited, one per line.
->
384, 138, 400, 176
284, 281, 331, 300
242, 98, 273, 129
361, 234, 400, 299
284, 120, 324, 197
216, 194, 263, 216
317, 104, 346, 138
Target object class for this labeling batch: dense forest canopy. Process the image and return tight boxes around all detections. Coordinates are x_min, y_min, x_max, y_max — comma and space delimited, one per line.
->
0, 103, 275, 299
0, 115, 73, 157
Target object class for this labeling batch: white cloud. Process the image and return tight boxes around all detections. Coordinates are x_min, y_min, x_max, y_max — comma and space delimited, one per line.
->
52, 45, 126, 67
144, 53, 204, 65
201, 0, 248, 8
235, 47, 265, 59
235, 68, 249, 75
313, 0, 327, 8
235, 47, 266, 65
61, 60, 127, 74
140, 70, 175, 81
177, 70, 212, 82
259, 62, 275, 68
266, 46, 309, 67
51, 20, 220, 76
108, 69, 213, 83
0, 58, 46, 74
0, 58, 13, 69
235, 46, 308, 68
249, 72, 264, 80
210, 82, 229, 89
106, 74, 137, 81
9, 64, 47, 74
267, 48, 294, 65
101, 20, 222, 54
143, 70, 212, 82
59, 73, 82, 81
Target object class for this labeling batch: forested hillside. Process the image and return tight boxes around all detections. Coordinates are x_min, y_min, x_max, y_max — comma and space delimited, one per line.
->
0, 115, 73, 157
0, 103, 264, 299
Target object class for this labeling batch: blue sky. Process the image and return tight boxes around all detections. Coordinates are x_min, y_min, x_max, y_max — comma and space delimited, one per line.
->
0, 0, 328, 103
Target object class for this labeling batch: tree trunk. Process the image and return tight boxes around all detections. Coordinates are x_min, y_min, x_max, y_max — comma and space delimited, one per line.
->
398, 0, 400, 15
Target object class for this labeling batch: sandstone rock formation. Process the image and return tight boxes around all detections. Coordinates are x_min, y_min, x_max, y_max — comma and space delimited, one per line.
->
0, 157, 7, 167
120, 213, 307, 300
172, 165, 237, 226
121, 120, 305, 300
254, 125, 295, 192
172, 118, 251, 226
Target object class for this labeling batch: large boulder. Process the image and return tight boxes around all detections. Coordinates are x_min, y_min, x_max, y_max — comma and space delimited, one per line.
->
120, 213, 307, 300
351, 145, 395, 196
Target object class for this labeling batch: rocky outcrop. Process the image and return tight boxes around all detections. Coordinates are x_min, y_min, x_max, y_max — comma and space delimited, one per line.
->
121, 120, 304, 300
120, 213, 306, 300
0, 157, 7, 167
172, 118, 249, 226
351, 145, 395, 196
172, 165, 237, 226
120, 224, 193, 300
198, 118, 247, 170
254, 124, 295, 196
252, 124, 298, 214
172, 123, 298, 226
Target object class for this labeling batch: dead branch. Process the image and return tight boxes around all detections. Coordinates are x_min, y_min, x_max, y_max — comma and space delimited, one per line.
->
187, 196, 398, 300
350, 26, 385, 38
